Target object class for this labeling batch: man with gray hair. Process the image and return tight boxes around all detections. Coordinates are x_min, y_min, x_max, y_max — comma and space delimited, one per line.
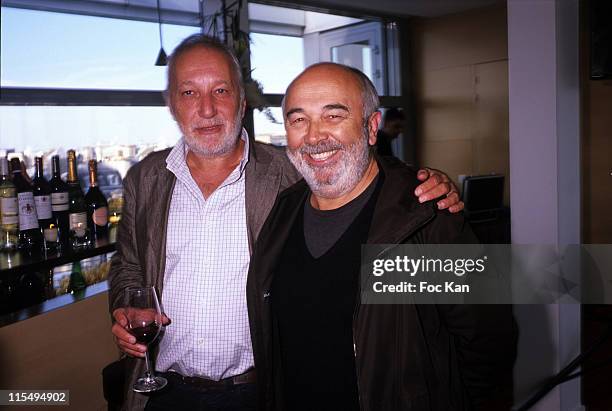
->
247, 63, 516, 411
109, 35, 463, 411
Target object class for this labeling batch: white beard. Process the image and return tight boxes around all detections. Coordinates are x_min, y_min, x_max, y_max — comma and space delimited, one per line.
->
286, 130, 371, 199
182, 112, 243, 158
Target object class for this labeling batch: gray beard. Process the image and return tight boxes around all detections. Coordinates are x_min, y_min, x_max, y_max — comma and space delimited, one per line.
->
183, 115, 243, 158
286, 131, 371, 199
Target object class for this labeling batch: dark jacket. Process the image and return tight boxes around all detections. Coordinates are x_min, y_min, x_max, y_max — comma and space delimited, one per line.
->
246, 156, 517, 411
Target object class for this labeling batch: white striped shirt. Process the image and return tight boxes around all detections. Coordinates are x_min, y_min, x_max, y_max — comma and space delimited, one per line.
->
156, 131, 253, 380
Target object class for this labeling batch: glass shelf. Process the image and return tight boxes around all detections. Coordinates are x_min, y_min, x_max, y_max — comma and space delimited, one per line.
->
0, 280, 110, 328
0, 230, 117, 327
0, 232, 116, 277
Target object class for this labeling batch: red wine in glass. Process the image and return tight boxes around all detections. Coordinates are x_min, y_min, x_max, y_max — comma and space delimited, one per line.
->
130, 322, 160, 345
124, 287, 167, 393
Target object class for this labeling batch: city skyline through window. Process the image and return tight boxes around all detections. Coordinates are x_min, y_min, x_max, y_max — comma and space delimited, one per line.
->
1, 7, 304, 153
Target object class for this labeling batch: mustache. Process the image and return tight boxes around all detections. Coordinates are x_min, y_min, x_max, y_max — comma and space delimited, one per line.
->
296, 140, 344, 155
192, 120, 225, 129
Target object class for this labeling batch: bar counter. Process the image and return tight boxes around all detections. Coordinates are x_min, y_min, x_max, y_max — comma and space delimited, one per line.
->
0, 238, 120, 410
0, 237, 116, 327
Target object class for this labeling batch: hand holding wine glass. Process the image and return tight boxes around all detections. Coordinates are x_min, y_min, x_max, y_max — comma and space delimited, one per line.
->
124, 286, 167, 393
111, 309, 170, 358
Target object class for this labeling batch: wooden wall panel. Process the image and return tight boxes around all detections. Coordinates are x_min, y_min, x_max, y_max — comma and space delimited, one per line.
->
412, 5, 508, 73
420, 139, 474, 186
419, 66, 474, 142
412, 4, 509, 205
474, 60, 510, 205
0, 293, 119, 411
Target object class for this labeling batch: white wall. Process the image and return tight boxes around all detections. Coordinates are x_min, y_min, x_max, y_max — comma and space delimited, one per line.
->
508, 0, 581, 410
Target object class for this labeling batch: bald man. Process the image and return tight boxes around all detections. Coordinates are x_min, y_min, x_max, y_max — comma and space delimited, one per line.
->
247, 63, 517, 411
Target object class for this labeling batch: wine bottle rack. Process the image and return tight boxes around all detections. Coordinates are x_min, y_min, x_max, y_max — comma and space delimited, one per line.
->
0, 236, 116, 327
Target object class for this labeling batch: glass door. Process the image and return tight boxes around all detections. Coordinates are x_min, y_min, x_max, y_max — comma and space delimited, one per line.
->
318, 22, 385, 94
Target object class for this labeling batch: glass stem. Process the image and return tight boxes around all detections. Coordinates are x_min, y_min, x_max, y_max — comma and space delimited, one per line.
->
144, 349, 156, 380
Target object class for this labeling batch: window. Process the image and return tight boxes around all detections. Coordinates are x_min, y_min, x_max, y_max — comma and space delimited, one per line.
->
249, 32, 304, 146
249, 33, 305, 94
0, 6, 190, 173
253, 107, 287, 146
248, 3, 401, 148
0, 106, 179, 154
1, 7, 199, 90
1, 2, 405, 162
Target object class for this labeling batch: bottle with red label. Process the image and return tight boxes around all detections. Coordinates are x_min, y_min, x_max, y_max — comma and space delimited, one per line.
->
85, 160, 109, 240
10, 157, 42, 252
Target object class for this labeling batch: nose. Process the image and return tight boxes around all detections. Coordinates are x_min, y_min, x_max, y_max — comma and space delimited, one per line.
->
304, 120, 328, 146
197, 92, 217, 118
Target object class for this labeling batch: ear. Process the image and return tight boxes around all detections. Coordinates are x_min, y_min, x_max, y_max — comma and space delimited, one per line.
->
367, 111, 382, 146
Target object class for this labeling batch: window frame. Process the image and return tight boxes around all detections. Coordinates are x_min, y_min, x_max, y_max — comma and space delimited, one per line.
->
2, 0, 202, 26
1, 2, 408, 137
0, 3, 202, 107
249, 19, 407, 145
0, 88, 165, 106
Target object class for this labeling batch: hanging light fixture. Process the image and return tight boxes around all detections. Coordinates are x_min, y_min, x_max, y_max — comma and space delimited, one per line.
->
199, 0, 205, 33
155, 0, 167, 66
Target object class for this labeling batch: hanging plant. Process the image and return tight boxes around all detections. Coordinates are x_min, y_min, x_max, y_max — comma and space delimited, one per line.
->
225, 5, 281, 124
244, 77, 280, 124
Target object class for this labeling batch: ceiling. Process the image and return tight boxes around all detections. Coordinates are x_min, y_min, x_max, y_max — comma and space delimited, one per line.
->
4, 0, 505, 20
256, 0, 504, 18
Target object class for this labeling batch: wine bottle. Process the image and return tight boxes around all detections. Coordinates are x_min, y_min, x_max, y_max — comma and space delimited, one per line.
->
68, 261, 87, 295
32, 156, 57, 249
66, 150, 91, 249
49, 155, 70, 246
10, 157, 42, 251
0, 157, 19, 250
85, 160, 109, 239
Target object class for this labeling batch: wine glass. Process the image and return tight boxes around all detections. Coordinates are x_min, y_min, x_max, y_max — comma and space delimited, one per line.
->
124, 286, 167, 393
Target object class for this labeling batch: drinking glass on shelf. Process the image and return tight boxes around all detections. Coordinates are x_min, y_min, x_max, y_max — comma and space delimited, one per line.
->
69, 221, 92, 249
43, 223, 61, 252
124, 286, 167, 393
108, 190, 123, 226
